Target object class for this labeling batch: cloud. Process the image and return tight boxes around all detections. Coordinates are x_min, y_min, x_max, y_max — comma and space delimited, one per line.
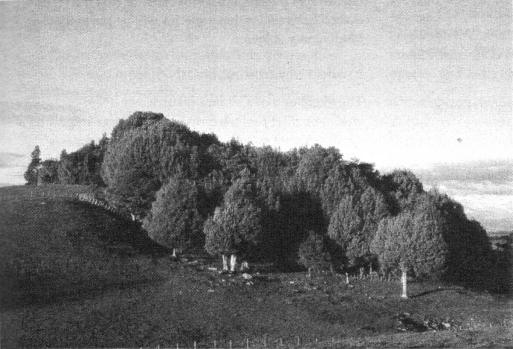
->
0, 152, 27, 168
0, 101, 89, 129
415, 159, 513, 232
416, 159, 513, 184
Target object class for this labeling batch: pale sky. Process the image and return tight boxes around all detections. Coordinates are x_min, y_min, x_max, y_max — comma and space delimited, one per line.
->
0, 1, 511, 231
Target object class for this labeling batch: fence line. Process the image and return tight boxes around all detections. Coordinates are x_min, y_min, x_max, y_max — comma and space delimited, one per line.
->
150, 335, 347, 349
0, 185, 136, 223
75, 192, 137, 222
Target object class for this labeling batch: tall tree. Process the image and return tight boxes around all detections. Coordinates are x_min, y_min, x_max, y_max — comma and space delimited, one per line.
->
204, 175, 263, 272
382, 170, 424, 213
427, 190, 493, 288
24, 146, 41, 185
102, 112, 214, 219
328, 187, 389, 265
293, 145, 342, 197
57, 138, 108, 186
371, 194, 450, 298
38, 159, 60, 184
143, 177, 203, 257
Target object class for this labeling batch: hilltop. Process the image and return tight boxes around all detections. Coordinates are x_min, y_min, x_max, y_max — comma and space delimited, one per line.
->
1, 185, 512, 348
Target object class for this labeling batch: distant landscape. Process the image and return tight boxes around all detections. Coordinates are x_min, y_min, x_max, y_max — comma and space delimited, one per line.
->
1, 112, 512, 348
1, 0, 511, 347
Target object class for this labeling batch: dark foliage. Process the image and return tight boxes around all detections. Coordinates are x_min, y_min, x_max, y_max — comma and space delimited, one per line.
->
381, 170, 424, 213
328, 187, 390, 265
32, 112, 501, 292
58, 136, 109, 186
102, 112, 219, 219
24, 145, 41, 185
38, 159, 60, 184
271, 191, 326, 270
204, 175, 263, 257
143, 177, 204, 252
298, 231, 332, 274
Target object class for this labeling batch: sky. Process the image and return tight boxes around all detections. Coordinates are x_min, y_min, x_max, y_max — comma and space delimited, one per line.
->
0, 0, 511, 231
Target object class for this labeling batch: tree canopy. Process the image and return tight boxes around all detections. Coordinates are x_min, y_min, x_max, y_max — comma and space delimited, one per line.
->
204, 175, 263, 257
142, 177, 204, 253
31, 112, 498, 291
328, 187, 390, 264
371, 193, 450, 279
24, 145, 41, 185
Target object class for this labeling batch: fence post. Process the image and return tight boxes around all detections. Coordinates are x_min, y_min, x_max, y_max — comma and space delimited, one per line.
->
194, 341, 197, 349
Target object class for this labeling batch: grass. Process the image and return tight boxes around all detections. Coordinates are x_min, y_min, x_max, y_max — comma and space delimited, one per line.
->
0, 185, 167, 308
1, 185, 512, 348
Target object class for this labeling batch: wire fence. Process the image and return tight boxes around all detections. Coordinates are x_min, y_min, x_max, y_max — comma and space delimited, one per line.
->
143, 335, 348, 349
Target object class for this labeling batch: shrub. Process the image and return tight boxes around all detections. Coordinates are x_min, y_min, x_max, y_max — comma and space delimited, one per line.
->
298, 231, 332, 276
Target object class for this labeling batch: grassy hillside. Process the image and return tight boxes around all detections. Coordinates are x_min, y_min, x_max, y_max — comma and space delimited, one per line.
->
0, 185, 167, 308
1, 185, 512, 348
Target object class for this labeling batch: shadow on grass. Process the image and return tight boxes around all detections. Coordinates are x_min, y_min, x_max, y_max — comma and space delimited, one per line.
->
1, 274, 167, 311
410, 287, 467, 299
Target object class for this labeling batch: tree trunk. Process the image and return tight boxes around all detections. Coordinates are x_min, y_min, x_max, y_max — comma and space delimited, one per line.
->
230, 254, 237, 273
401, 267, 408, 299
222, 254, 229, 271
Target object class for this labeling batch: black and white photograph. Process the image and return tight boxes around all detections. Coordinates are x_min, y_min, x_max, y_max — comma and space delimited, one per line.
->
0, 1, 512, 347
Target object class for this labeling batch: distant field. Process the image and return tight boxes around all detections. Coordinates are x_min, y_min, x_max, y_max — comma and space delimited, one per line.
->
0, 184, 91, 201
489, 230, 513, 238
1, 185, 512, 348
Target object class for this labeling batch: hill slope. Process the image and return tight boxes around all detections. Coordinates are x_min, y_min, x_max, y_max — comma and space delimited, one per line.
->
0, 185, 167, 308
1, 185, 512, 348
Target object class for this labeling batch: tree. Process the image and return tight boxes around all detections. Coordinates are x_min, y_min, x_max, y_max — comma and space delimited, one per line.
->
102, 113, 209, 219
370, 194, 450, 298
110, 111, 164, 141
298, 231, 332, 277
24, 146, 41, 185
204, 176, 263, 272
142, 177, 203, 257
57, 137, 108, 186
328, 187, 389, 265
38, 159, 59, 184
293, 145, 342, 198
427, 190, 493, 288
382, 170, 424, 213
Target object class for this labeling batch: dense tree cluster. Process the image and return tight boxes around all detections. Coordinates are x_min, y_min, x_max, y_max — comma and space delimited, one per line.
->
25, 112, 498, 292
24, 135, 109, 187
58, 135, 109, 186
